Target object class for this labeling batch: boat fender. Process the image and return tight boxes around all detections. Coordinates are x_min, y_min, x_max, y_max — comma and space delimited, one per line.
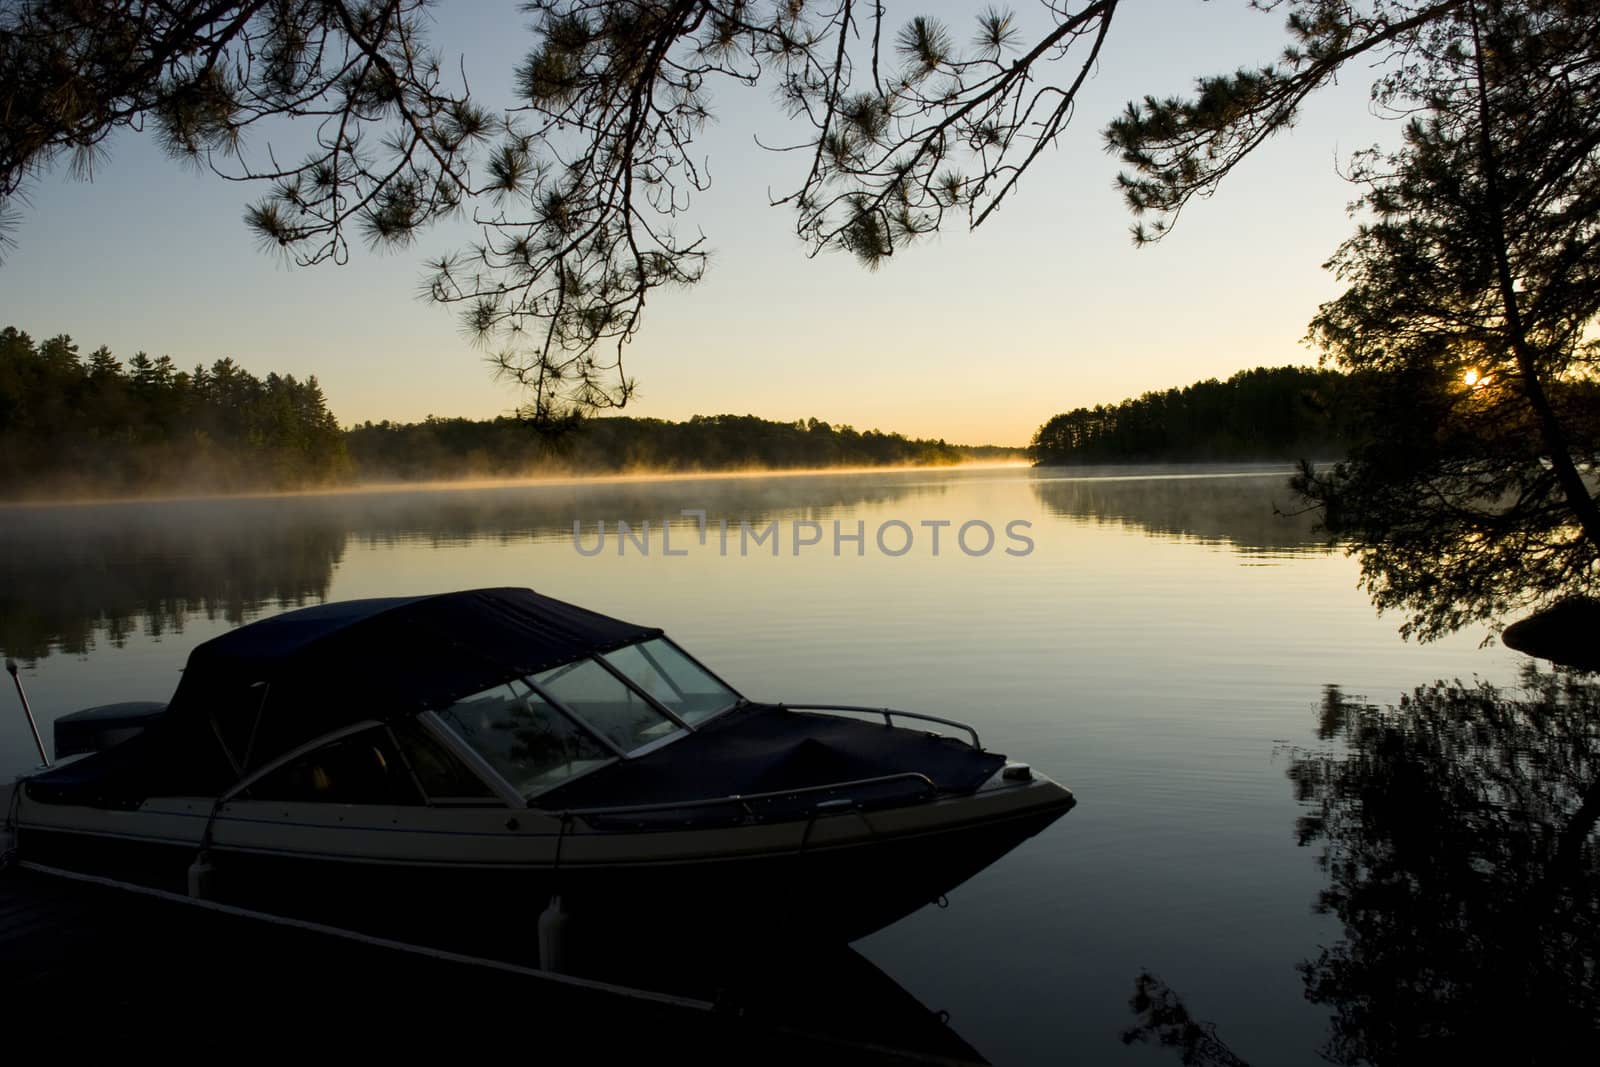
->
186, 851, 216, 901
0, 825, 14, 870
538, 894, 570, 974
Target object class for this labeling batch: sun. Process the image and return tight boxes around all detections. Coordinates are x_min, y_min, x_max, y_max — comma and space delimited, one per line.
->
1463, 369, 1482, 387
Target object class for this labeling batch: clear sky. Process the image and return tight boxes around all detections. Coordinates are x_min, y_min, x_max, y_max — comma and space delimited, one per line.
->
0, 1, 1398, 448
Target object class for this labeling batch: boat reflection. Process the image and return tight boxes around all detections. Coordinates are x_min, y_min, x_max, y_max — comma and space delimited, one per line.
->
1124, 664, 1600, 1065
587, 941, 990, 1064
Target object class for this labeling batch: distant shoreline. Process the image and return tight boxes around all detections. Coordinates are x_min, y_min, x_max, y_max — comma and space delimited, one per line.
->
1, 327, 1025, 506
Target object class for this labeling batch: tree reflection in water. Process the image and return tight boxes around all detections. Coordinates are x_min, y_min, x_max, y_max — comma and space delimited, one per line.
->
1125, 665, 1600, 1065
1122, 971, 1251, 1066
0, 475, 944, 662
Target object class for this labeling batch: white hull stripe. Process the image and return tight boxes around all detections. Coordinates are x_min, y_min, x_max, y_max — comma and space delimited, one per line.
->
23, 799, 1061, 871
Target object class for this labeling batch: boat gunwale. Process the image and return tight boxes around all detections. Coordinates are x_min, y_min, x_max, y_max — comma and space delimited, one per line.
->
14, 778, 1074, 871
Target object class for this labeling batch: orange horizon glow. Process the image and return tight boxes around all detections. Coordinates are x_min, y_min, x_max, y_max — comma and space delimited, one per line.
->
0, 459, 1035, 510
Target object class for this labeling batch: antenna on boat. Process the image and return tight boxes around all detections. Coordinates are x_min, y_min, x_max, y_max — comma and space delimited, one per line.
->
5, 659, 49, 767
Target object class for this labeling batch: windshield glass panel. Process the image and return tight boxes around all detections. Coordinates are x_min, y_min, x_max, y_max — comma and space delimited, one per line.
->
532, 658, 682, 752
435, 680, 612, 795
601, 638, 739, 725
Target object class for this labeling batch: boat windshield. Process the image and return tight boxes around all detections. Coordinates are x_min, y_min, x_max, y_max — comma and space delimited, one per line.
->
431, 639, 739, 797
531, 656, 685, 753
434, 680, 613, 796
599, 638, 740, 725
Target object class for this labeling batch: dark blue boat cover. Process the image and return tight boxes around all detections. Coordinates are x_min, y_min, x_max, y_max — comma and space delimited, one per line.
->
133, 588, 658, 790
184, 588, 656, 684
535, 704, 1007, 823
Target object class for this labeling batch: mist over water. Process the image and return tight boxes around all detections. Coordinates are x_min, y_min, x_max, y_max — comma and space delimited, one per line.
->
0, 465, 1549, 1064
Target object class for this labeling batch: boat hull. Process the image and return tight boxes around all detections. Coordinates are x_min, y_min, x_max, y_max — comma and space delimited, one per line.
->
14, 780, 1073, 968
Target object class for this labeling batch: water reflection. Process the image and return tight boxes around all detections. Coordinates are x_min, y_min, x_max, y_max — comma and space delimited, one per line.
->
1122, 973, 1250, 1066
2, 468, 1340, 662
334, 472, 955, 548
0, 474, 951, 661
597, 943, 990, 1064
0, 500, 345, 661
1126, 665, 1600, 1065
1030, 468, 1329, 553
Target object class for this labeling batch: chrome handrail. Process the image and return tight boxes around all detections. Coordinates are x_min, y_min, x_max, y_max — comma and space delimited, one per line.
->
553, 770, 937, 823
776, 703, 982, 751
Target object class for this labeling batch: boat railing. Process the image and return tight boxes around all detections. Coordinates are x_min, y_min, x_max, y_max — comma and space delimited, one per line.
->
775, 704, 982, 751
554, 771, 938, 826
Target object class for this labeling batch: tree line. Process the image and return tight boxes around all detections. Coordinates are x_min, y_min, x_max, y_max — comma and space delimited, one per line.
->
0, 326, 350, 496
0, 326, 1018, 498
1029, 366, 1355, 466
345, 413, 1012, 482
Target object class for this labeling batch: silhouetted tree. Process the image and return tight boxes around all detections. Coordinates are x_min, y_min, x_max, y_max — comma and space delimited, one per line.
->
0, 1, 489, 262
1290, 3, 1600, 639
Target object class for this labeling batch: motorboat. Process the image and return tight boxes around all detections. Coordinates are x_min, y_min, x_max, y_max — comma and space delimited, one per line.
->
3, 588, 1074, 964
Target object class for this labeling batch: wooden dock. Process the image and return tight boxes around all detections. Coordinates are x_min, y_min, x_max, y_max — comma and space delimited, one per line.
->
1, 863, 988, 1063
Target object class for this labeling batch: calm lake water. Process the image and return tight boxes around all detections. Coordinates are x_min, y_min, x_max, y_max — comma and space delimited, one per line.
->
0, 465, 1563, 1063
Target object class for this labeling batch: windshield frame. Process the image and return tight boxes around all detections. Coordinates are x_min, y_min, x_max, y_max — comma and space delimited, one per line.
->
599, 636, 746, 728
585, 654, 693, 731
424, 636, 748, 802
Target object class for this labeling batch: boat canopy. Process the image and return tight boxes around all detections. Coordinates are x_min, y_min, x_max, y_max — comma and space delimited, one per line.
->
158, 588, 662, 789
182, 588, 658, 688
